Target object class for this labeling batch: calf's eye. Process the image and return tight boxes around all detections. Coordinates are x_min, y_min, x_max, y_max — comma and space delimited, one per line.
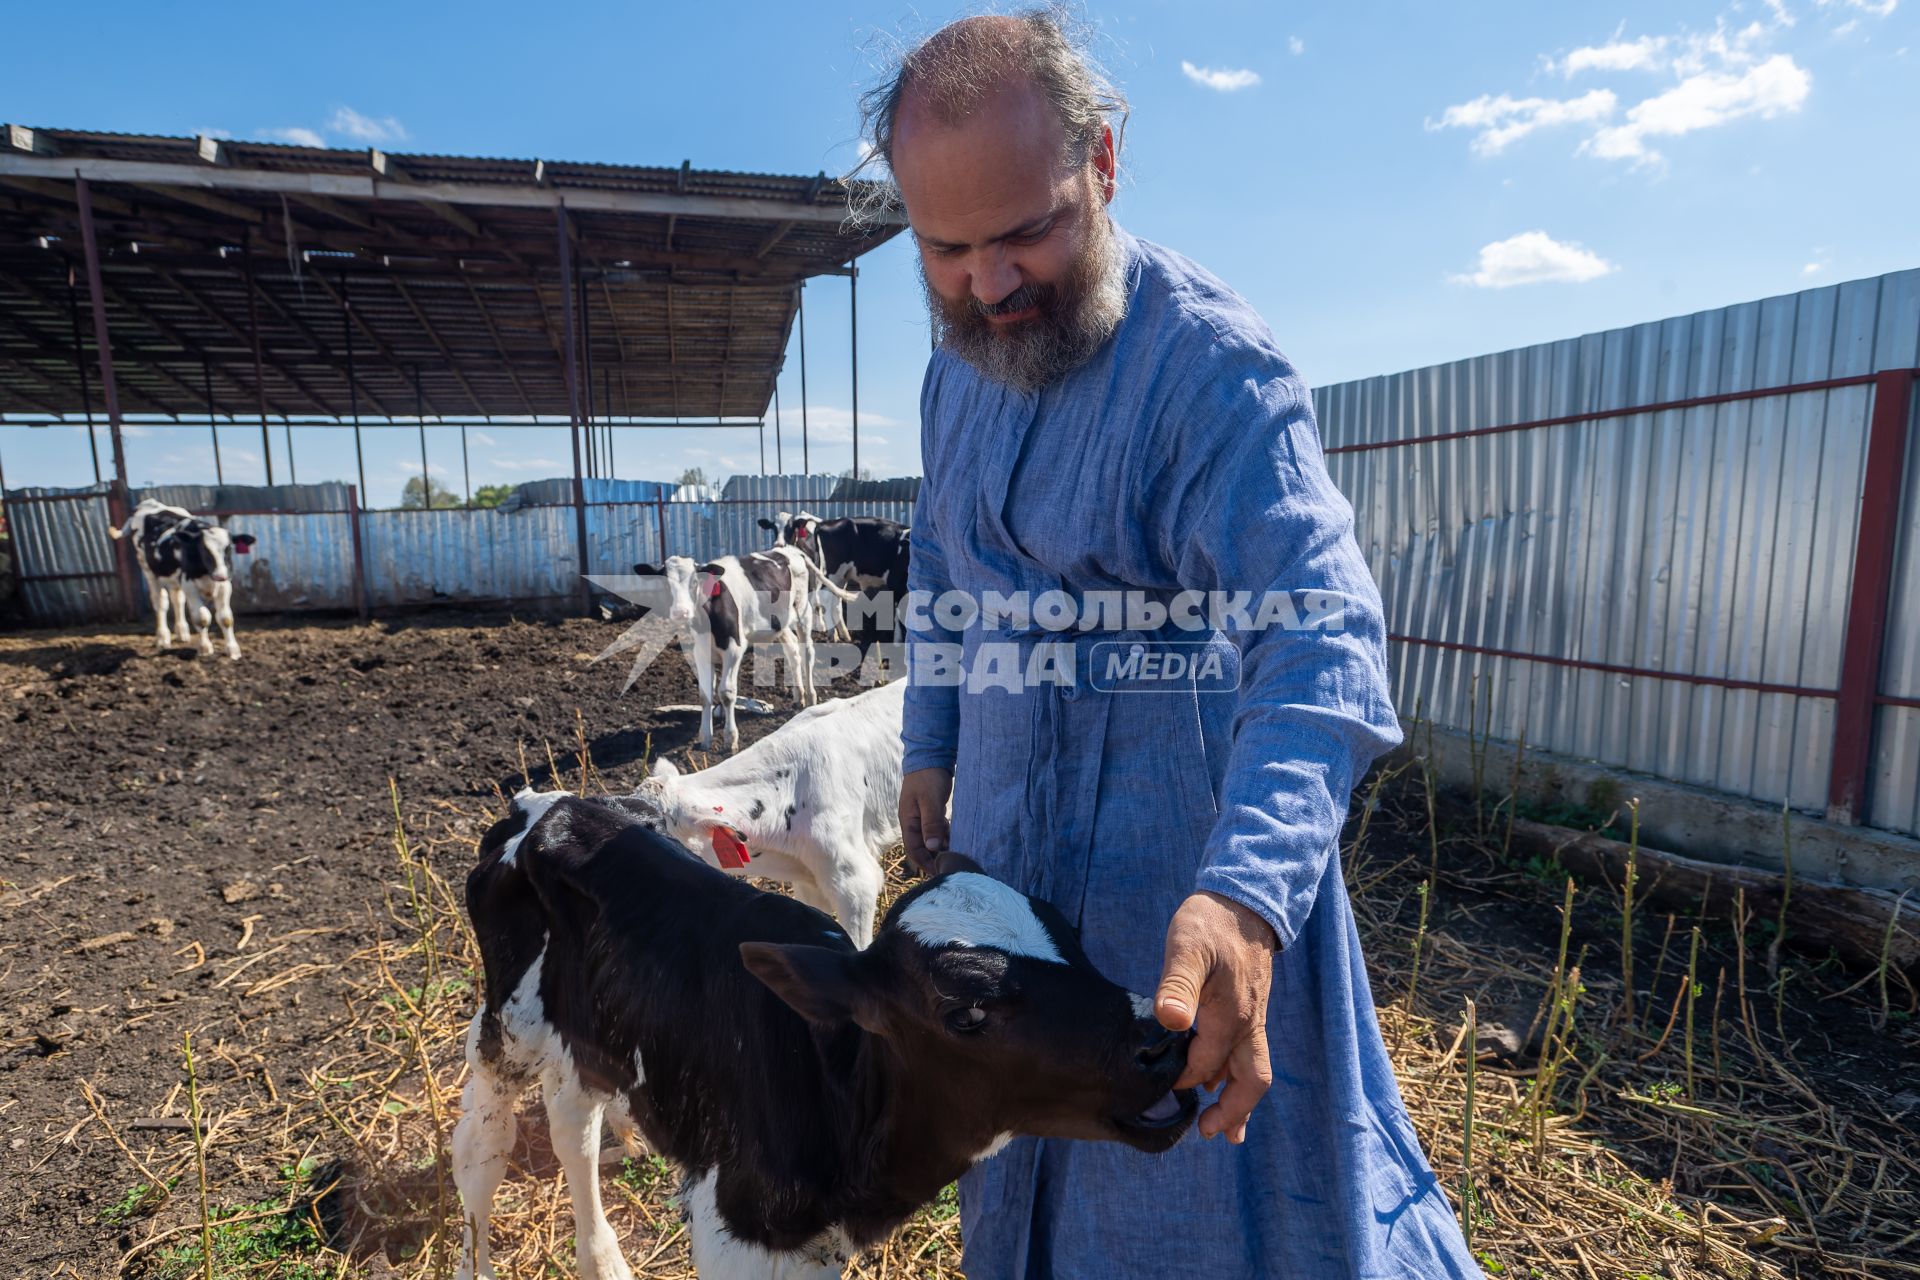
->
946, 1006, 988, 1034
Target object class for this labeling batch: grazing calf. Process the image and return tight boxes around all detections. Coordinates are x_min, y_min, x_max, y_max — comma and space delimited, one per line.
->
633, 549, 857, 752
635, 678, 905, 947
758, 512, 909, 646
107, 499, 257, 659
455, 790, 1195, 1280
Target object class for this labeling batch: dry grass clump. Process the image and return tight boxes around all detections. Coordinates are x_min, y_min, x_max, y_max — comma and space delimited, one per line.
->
88, 729, 1920, 1279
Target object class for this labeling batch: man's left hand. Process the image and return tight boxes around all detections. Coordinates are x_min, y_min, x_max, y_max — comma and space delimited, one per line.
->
1153, 891, 1278, 1143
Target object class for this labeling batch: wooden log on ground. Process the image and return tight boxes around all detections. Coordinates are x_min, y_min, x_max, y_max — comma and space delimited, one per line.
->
1505, 817, 1918, 972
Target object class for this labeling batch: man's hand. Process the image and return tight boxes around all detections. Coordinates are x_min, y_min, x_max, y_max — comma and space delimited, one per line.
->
899, 767, 954, 876
1154, 891, 1279, 1143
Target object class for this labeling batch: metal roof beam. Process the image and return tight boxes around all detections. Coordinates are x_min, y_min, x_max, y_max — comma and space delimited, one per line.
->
0, 153, 902, 225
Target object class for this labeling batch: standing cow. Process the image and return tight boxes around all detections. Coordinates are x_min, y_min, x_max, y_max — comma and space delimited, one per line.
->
632, 548, 859, 752
758, 512, 910, 649
107, 499, 257, 660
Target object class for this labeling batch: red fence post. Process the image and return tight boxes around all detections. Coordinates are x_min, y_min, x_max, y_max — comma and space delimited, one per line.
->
1826, 368, 1918, 826
347, 484, 370, 621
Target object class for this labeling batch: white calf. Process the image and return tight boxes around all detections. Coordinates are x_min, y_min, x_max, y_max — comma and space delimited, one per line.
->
635, 678, 904, 948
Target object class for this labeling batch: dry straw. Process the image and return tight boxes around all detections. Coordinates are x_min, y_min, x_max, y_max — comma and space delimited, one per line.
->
75, 726, 1920, 1280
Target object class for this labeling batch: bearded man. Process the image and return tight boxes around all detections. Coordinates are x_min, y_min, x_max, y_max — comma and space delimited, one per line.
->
874, 12, 1480, 1279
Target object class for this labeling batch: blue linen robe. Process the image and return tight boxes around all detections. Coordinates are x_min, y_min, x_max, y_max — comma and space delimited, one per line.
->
901, 226, 1481, 1279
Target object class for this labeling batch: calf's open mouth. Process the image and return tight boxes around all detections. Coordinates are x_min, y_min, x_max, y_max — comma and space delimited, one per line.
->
1111, 1087, 1199, 1146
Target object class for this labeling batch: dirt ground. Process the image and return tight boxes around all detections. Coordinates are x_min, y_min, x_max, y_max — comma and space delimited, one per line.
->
0, 609, 853, 1277
3, 610, 1917, 1279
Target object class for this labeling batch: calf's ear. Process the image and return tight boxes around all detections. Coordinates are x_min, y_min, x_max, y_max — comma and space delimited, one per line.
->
757, 518, 777, 531
740, 942, 872, 1027
633, 562, 662, 576
232, 533, 257, 549
648, 757, 680, 780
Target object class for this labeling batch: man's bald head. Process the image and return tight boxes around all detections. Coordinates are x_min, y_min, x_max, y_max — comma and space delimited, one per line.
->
860, 10, 1126, 179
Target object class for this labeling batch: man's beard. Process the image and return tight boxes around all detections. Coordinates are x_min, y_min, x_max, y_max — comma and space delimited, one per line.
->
922, 207, 1127, 395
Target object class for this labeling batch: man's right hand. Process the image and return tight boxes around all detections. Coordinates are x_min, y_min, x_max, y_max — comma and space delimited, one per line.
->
899, 767, 954, 875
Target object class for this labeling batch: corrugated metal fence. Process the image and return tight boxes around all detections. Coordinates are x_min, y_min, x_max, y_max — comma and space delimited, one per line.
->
1313, 268, 1920, 839
1, 475, 916, 624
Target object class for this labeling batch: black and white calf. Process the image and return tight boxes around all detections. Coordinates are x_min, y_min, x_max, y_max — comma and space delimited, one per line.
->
107, 499, 257, 660
456, 789, 1195, 1280
757, 512, 909, 647
636, 677, 904, 947
632, 548, 857, 752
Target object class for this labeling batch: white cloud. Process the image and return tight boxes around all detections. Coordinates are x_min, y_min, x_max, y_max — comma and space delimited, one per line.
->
778, 405, 904, 443
328, 107, 408, 145
1449, 231, 1618, 288
1288, 36, 1305, 55
1180, 61, 1261, 91
1582, 54, 1810, 164
1818, 0, 1897, 15
469, 431, 498, 447
488, 455, 564, 472
1555, 35, 1671, 76
1802, 261, 1825, 275
1437, 10, 1818, 168
1669, 19, 1772, 75
1427, 89, 1617, 155
260, 126, 326, 148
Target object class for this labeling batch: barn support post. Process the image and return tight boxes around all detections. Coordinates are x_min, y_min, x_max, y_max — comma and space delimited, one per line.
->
74, 175, 137, 618
774, 379, 784, 474
64, 271, 102, 485
656, 494, 669, 563
414, 366, 430, 507
578, 262, 598, 480
341, 272, 367, 500
284, 417, 297, 484
798, 282, 810, 475
556, 204, 591, 613
460, 426, 472, 506
1825, 367, 1919, 825
242, 230, 274, 485
603, 366, 614, 478
849, 260, 859, 480
347, 483, 370, 621
201, 360, 223, 484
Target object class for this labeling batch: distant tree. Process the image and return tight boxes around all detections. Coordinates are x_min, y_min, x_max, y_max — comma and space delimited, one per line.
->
677, 467, 708, 487
468, 483, 514, 509
840, 466, 875, 481
400, 475, 462, 509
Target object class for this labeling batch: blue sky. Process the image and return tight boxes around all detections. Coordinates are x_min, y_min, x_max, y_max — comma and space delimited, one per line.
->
4, 0, 1916, 505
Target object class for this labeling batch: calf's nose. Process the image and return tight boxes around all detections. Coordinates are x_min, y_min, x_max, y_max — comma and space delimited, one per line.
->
1134, 1022, 1191, 1071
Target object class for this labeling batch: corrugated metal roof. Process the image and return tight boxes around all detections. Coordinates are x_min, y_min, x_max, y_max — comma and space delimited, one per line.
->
0, 124, 903, 421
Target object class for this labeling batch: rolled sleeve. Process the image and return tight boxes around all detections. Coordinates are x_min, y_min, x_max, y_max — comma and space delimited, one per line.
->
1160, 358, 1402, 949
902, 365, 961, 775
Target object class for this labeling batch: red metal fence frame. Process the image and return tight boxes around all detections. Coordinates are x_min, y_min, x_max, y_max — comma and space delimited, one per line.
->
1347, 368, 1920, 826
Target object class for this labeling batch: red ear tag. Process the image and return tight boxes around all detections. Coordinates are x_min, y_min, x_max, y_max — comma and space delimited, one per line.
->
234, 543, 250, 554
711, 826, 751, 869
707, 577, 725, 598
796, 527, 807, 539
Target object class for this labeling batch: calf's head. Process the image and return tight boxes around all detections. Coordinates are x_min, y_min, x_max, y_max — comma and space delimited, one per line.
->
740, 854, 1197, 1155
171, 519, 256, 583
633, 758, 753, 869
632, 555, 699, 623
